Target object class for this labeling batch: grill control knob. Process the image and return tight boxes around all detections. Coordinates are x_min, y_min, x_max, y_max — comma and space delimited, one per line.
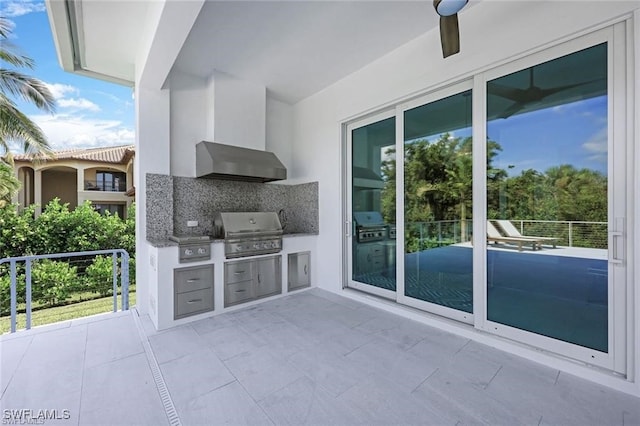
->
184, 248, 193, 255
254, 243, 261, 249
198, 248, 206, 254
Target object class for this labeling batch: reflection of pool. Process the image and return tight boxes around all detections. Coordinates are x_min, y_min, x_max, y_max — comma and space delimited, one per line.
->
356, 245, 608, 352
487, 249, 607, 352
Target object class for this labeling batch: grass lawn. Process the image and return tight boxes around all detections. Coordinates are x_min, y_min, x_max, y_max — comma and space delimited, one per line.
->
1, 292, 136, 334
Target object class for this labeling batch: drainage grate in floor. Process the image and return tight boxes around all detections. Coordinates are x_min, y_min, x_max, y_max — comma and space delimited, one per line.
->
131, 309, 182, 426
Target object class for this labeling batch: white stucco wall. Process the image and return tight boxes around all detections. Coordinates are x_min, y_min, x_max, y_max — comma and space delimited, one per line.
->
135, 86, 171, 315
169, 70, 207, 177
266, 97, 294, 177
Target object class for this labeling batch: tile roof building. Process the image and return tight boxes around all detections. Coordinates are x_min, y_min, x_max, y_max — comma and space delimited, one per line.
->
12, 145, 135, 217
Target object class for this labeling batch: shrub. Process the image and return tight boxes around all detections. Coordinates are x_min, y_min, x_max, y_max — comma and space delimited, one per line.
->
85, 255, 116, 297
0, 269, 25, 314
31, 260, 77, 306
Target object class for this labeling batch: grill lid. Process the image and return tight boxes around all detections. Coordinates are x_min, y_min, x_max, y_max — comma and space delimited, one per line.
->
213, 212, 283, 238
353, 211, 385, 227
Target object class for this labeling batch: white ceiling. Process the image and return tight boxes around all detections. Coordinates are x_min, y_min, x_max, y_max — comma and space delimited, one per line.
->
172, 1, 444, 104
61, 0, 480, 103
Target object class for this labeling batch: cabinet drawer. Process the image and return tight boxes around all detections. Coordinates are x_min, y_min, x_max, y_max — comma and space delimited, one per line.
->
175, 265, 213, 294
225, 280, 254, 307
175, 287, 214, 319
225, 261, 253, 284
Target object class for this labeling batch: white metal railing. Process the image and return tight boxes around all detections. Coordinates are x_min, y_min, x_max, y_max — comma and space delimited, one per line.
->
0, 249, 130, 333
406, 219, 607, 250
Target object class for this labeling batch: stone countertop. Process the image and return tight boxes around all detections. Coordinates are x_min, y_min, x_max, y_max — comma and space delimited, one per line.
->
146, 232, 317, 248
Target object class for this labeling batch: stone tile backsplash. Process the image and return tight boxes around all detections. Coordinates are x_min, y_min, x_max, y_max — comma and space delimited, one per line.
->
146, 174, 173, 240
147, 173, 318, 239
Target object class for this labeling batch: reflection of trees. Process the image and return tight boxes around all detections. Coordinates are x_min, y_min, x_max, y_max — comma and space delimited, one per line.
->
381, 134, 608, 252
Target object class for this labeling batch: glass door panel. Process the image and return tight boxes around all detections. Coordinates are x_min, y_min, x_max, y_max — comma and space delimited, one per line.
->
486, 43, 609, 352
403, 90, 473, 314
347, 115, 397, 296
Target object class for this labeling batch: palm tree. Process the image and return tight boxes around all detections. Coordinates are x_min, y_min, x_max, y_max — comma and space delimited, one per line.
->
0, 161, 20, 207
0, 16, 55, 203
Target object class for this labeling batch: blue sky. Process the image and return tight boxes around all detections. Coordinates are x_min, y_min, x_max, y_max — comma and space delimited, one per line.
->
488, 95, 607, 177
2, 0, 134, 151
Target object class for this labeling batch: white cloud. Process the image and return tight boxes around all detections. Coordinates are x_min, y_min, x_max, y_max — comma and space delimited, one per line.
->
58, 98, 101, 112
28, 114, 134, 149
45, 83, 78, 100
1, 0, 46, 18
582, 127, 607, 163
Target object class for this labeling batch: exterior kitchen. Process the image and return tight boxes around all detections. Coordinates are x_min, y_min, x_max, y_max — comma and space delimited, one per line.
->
142, 69, 319, 329
45, 0, 640, 399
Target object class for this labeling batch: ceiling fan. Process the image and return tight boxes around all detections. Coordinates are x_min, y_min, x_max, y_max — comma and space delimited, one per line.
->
488, 67, 603, 119
433, 0, 469, 58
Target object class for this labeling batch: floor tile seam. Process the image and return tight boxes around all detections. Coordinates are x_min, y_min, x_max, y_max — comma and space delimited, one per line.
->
170, 375, 238, 409
156, 345, 216, 366
483, 365, 504, 390
76, 322, 90, 426
0, 321, 73, 341
83, 349, 148, 372
0, 335, 35, 400
130, 309, 181, 426
418, 383, 502, 426
410, 367, 440, 394
425, 372, 539, 424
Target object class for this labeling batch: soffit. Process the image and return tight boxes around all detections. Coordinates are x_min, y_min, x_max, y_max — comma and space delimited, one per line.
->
172, 1, 449, 104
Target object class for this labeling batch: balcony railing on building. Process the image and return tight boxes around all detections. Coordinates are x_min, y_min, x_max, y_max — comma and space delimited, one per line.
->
84, 180, 127, 192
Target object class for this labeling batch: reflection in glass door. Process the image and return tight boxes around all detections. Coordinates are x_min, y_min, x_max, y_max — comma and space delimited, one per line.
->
402, 88, 473, 317
485, 43, 612, 352
347, 115, 396, 296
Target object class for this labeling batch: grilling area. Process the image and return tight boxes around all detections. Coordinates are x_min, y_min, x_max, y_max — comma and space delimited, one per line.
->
144, 173, 318, 331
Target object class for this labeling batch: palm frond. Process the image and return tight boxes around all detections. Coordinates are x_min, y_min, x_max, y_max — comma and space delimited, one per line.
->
0, 69, 56, 112
0, 96, 52, 157
0, 160, 20, 206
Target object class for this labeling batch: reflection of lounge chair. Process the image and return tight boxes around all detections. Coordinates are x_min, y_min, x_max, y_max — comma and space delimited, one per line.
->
495, 220, 558, 248
487, 221, 541, 251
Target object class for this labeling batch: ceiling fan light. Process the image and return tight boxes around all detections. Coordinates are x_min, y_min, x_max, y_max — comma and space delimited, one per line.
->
434, 0, 468, 17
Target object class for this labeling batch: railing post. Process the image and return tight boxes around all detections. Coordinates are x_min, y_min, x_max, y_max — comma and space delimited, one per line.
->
10, 260, 17, 333
112, 253, 118, 312
25, 259, 32, 330
121, 251, 129, 311
568, 222, 573, 247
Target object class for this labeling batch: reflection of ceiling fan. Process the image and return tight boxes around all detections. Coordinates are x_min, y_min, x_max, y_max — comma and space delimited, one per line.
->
433, 0, 469, 58
489, 68, 603, 119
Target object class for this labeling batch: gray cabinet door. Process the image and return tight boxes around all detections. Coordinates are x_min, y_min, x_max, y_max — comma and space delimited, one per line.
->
288, 252, 310, 290
256, 256, 281, 298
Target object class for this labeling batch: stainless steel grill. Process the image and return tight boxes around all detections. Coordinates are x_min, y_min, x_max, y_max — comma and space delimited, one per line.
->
213, 212, 283, 259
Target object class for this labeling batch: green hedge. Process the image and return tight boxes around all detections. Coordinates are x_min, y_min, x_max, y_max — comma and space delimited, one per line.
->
0, 199, 136, 314
0, 199, 135, 258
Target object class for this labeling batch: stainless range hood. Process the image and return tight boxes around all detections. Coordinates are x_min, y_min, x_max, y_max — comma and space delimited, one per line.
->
195, 141, 287, 182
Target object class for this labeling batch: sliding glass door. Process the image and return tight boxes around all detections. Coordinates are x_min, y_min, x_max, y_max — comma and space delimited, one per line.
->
345, 112, 397, 298
483, 29, 627, 371
399, 83, 474, 322
343, 24, 627, 372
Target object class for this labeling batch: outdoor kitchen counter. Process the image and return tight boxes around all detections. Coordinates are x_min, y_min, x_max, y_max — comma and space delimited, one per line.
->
146, 234, 317, 331
146, 232, 317, 248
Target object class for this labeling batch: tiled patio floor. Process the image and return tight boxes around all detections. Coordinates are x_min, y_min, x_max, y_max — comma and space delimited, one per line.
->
1, 288, 639, 425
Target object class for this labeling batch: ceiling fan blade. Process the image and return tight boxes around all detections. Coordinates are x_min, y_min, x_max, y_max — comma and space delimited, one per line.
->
537, 78, 605, 99
439, 14, 460, 58
487, 82, 530, 103
498, 101, 527, 119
